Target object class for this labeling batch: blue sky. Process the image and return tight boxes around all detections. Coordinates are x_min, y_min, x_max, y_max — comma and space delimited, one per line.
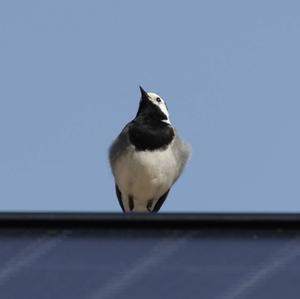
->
0, 1, 299, 212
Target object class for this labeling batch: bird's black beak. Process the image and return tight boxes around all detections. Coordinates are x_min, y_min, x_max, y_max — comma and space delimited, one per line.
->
139, 86, 148, 100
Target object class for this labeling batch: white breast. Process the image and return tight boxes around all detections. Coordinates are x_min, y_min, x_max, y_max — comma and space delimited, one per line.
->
114, 144, 178, 212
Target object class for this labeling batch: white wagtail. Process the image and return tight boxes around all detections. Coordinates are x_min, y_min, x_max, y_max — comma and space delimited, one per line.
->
109, 86, 190, 213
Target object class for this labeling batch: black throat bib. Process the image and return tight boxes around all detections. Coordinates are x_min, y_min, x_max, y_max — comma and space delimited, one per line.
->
129, 118, 175, 151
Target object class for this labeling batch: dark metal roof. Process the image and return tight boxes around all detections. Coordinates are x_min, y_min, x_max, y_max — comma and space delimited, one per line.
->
0, 213, 300, 299
1, 212, 300, 228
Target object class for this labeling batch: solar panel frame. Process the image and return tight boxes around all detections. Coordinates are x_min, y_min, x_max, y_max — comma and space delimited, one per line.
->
1, 212, 300, 229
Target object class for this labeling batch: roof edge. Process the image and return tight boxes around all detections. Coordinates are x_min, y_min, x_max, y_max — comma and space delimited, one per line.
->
1, 212, 300, 229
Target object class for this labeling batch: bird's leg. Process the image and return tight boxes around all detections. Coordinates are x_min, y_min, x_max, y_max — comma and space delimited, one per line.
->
147, 199, 154, 212
128, 195, 134, 211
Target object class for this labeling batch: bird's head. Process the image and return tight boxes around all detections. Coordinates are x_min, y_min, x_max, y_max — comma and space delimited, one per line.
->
136, 86, 171, 125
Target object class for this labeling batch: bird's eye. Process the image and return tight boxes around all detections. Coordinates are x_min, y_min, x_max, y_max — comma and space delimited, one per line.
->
156, 97, 161, 103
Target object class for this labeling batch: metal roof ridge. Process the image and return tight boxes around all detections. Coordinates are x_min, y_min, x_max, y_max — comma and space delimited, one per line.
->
1, 212, 300, 229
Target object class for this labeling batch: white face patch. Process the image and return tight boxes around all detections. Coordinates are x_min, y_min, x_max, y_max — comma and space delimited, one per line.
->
147, 92, 171, 125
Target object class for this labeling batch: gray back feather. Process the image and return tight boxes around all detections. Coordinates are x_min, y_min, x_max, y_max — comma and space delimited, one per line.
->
171, 131, 191, 182
109, 125, 131, 176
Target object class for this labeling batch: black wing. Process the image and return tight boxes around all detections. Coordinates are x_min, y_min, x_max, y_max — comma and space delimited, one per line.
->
115, 184, 125, 213
152, 189, 170, 213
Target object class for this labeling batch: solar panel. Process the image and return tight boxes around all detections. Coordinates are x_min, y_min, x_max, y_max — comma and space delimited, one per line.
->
0, 213, 299, 299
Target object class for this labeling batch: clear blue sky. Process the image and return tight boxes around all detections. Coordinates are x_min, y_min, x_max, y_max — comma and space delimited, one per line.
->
1, 1, 299, 212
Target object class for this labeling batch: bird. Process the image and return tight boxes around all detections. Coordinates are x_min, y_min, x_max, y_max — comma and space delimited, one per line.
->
109, 86, 190, 213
